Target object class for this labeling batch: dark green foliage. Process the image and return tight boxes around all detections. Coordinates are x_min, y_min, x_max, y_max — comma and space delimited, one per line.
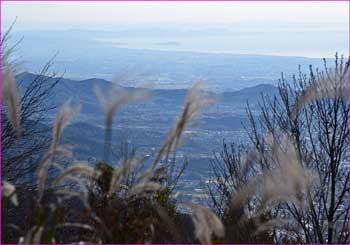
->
95, 161, 114, 195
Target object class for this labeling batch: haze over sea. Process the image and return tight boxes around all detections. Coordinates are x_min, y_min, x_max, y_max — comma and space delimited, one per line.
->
3, 1, 348, 64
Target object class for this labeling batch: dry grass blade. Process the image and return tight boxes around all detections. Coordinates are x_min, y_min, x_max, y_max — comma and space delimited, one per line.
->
189, 204, 225, 244
128, 182, 161, 198
38, 101, 80, 202
55, 145, 74, 158
153, 82, 213, 167
56, 223, 95, 232
20, 225, 43, 244
32, 226, 44, 244
2, 181, 18, 206
108, 157, 142, 195
3, 67, 21, 138
51, 100, 81, 153
137, 165, 166, 184
55, 189, 90, 210
108, 157, 162, 198
127, 166, 166, 198
37, 151, 54, 202
53, 164, 101, 186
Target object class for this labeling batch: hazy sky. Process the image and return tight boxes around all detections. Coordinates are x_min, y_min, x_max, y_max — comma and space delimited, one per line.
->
2, 1, 349, 58
2, 1, 349, 30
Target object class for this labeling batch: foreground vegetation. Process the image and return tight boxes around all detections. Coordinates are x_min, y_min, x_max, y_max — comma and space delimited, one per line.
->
2, 26, 349, 243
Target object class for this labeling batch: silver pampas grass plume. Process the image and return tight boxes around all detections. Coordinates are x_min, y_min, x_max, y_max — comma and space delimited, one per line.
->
51, 100, 81, 153
231, 133, 318, 214
38, 100, 80, 202
259, 134, 317, 207
190, 204, 225, 244
53, 163, 101, 186
128, 181, 161, 198
2, 181, 18, 206
3, 67, 21, 138
153, 82, 213, 167
95, 84, 149, 162
293, 55, 349, 114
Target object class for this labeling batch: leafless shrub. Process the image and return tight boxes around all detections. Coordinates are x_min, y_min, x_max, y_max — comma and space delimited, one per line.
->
293, 53, 349, 113
2, 22, 61, 188
1, 19, 23, 73
210, 54, 349, 243
253, 218, 288, 236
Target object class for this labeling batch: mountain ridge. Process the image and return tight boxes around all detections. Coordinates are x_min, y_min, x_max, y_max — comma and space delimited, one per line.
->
17, 71, 278, 95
